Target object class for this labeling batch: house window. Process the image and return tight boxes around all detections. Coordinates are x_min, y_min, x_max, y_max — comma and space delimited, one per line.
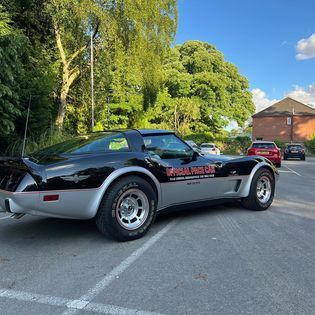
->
287, 117, 292, 125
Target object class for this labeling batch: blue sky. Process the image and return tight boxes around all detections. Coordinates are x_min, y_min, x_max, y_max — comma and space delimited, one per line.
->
176, 0, 315, 111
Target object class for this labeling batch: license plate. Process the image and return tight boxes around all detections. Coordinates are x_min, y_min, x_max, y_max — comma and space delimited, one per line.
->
258, 151, 269, 155
291, 151, 298, 153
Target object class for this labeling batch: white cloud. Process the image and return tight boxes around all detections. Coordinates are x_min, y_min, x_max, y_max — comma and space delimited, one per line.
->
286, 84, 315, 107
251, 88, 278, 113
296, 34, 315, 60
226, 85, 315, 131
252, 84, 315, 113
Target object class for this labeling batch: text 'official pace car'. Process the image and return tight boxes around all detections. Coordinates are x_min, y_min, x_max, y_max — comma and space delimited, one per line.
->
0, 129, 279, 241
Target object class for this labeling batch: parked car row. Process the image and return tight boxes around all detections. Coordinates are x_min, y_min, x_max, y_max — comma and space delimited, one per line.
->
185, 139, 306, 168
246, 141, 306, 168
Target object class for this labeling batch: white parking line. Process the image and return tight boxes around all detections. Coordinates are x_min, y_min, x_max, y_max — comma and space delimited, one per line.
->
62, 219, 177, 315
0, 288, 164, 315
0, 215, 11, 220
284, 166, 302, 176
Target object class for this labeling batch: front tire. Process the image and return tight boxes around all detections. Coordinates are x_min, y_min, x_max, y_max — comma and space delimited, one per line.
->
95, 176, 157, 241
241, 168, 275, 211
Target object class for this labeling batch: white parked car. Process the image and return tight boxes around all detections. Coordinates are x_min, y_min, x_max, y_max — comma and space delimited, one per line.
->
200, 143, 220, 155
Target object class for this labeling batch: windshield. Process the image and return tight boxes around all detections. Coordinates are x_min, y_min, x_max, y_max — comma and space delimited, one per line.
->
33, 132, 129, 156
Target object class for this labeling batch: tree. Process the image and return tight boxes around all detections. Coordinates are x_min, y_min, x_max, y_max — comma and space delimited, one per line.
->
46, 0, 97, 129
47, 0, 178, 130
173, 97, 201, 135
0, 4, 23, 136
0, 0, 59, 145
163, 41, 255, 132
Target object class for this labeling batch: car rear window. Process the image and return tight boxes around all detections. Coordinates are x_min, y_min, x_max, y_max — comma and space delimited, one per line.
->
201, 144, 214, 148
252, 143, 275, 149
33, 132, 129, 156
288, 145, 303, 150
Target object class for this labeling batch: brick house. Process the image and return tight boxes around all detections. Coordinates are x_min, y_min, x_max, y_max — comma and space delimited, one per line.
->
252, 97, 315, 143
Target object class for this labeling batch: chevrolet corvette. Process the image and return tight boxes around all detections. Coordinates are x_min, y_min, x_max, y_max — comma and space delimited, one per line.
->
0, 129, 279, 241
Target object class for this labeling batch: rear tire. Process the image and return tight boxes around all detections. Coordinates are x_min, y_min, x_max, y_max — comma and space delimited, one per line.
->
241, 168, 275, 211
95, 176, 157, 241
283, 155, 287, 160
301, 156, 305, 161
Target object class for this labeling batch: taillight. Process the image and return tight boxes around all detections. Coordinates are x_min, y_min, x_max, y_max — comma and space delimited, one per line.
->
301, 149, 305, 154
43, 195, 59, 202
285, 149, 288, 154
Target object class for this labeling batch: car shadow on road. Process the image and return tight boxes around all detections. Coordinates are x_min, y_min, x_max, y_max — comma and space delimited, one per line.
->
1, 201, 249, 246
155, 200, 247, 224
0, 217, 109, 246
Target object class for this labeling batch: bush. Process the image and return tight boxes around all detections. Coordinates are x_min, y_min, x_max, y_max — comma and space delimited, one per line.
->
184, 133, 251, 155
220, 136, 252, 155
274, 139, 286, 151
5, 127, 72, 156
183, 132, 214, 145
304, 135, 315, 154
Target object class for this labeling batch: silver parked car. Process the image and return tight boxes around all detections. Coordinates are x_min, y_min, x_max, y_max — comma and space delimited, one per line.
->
200, 143, 220, 155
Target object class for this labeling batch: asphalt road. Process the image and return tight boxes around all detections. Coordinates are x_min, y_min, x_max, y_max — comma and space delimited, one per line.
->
0, 158, 315, 315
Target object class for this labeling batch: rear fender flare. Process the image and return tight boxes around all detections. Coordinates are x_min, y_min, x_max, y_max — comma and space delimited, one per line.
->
90, 167, 161, 217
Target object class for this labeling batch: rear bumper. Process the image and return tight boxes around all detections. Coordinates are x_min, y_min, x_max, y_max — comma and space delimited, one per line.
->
0, 190, 39, 214
268, 157, 281, 163
284, 153, 305, 159
0, 188, 99, 219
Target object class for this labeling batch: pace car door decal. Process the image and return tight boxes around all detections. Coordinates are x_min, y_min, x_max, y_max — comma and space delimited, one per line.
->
166, 165, 216, 181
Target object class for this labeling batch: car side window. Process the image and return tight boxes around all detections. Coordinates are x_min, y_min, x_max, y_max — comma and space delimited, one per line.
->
72, 134, 129, 153
144, 134, 193, 159
108, 136, 129, 151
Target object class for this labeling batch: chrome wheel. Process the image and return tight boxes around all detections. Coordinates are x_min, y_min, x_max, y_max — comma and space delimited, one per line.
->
256, 175, 272, 204
116, 189, 149, 230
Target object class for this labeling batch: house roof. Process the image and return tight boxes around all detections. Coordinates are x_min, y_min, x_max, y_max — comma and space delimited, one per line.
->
252, 97, 315, 117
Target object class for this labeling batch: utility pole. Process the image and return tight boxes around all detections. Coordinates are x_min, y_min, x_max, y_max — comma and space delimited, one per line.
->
22, 95, 31, 157
107, 94, 110, 128
91, 31, 94, 132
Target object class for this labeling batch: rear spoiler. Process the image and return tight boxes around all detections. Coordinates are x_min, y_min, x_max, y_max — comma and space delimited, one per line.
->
0, 157, 44, 186
0, 157, 29, 171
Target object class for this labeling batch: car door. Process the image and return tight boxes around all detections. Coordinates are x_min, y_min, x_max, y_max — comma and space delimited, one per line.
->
143, 134, 228, 208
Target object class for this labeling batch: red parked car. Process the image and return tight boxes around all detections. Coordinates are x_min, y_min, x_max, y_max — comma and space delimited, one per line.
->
247, 141, 281, 167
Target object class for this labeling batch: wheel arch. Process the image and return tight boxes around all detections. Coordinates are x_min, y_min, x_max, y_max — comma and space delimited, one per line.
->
239, 162, 277, 198
91, 167, 161, 218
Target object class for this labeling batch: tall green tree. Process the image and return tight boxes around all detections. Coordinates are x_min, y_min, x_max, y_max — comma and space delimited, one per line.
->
163, 41, 255, 132
47, 0, 177, 130
1, 0, 58, 140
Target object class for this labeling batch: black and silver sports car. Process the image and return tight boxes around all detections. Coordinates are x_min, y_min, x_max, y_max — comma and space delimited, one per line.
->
0, 129, 279, 241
